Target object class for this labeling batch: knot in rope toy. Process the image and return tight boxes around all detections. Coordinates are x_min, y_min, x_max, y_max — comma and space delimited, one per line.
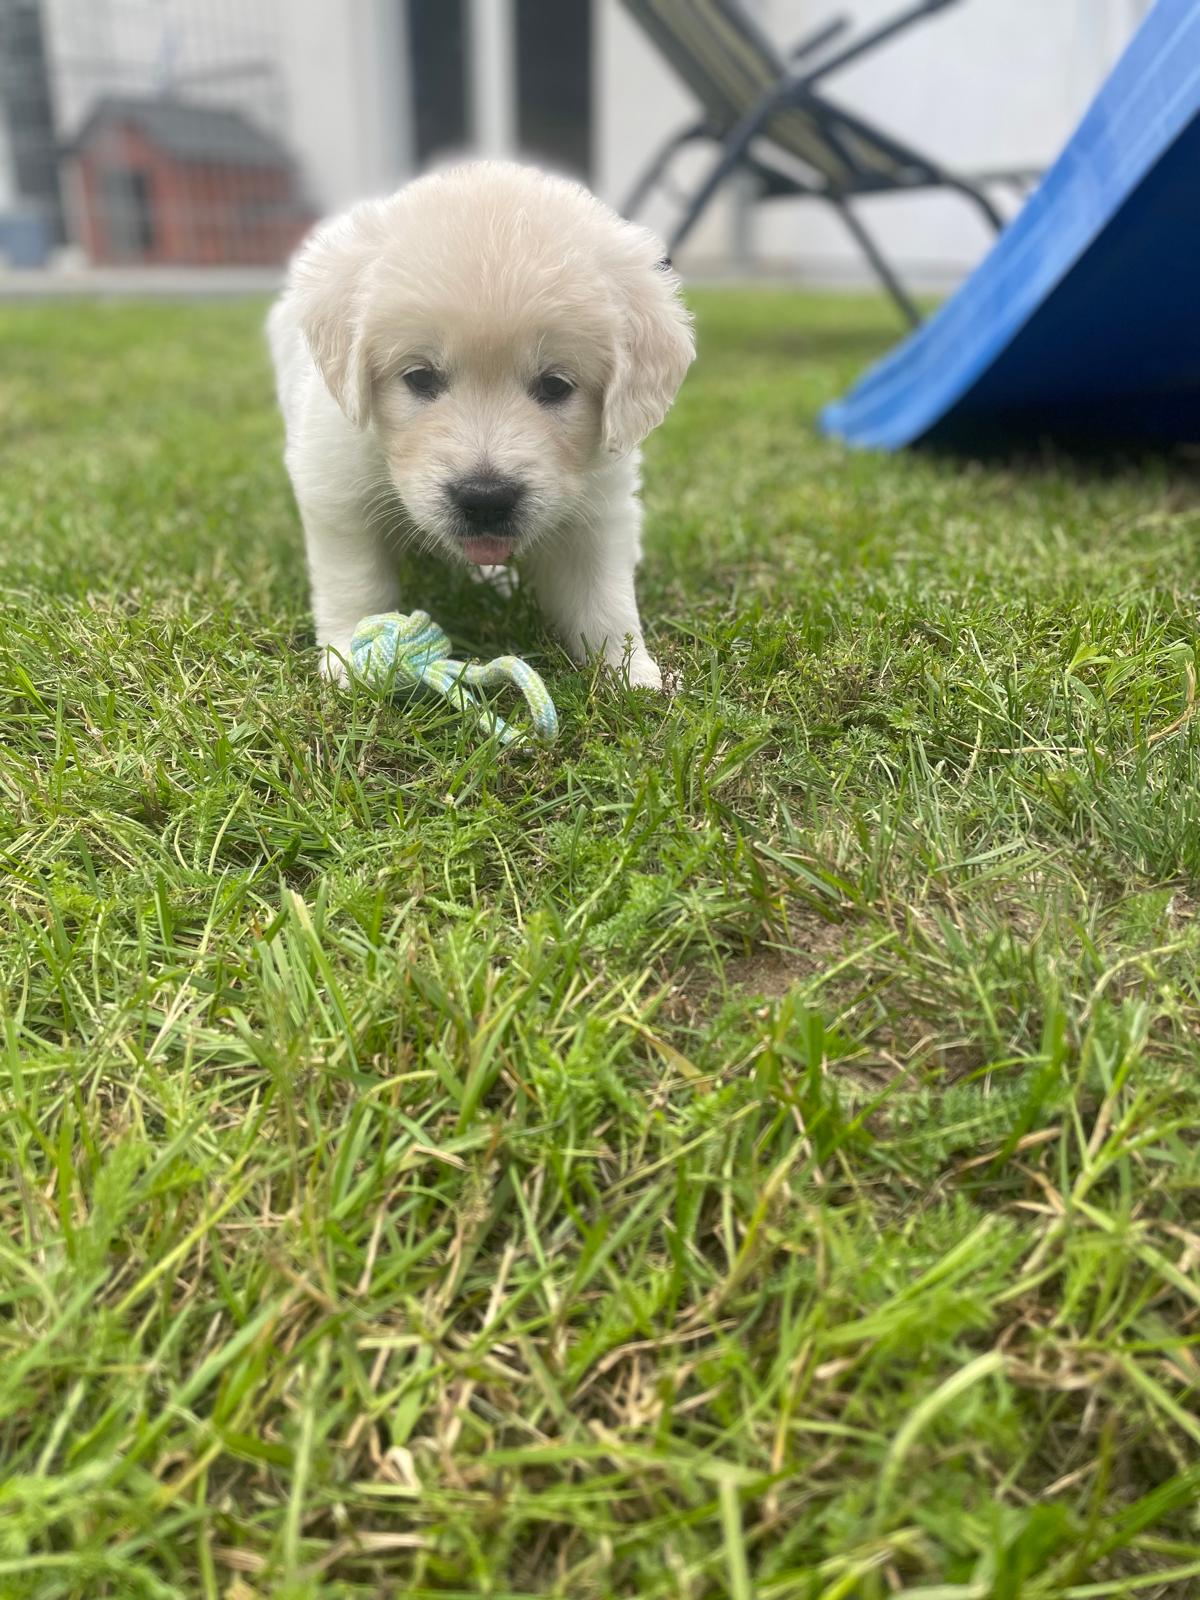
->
349, 612, 558, 747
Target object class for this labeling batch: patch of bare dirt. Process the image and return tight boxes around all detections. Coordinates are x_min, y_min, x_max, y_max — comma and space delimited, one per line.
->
722, 927, 845, 1001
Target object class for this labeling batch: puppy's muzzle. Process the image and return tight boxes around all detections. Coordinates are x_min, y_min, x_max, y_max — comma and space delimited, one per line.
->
448, 474, 525, 534
446, 473, 527, 566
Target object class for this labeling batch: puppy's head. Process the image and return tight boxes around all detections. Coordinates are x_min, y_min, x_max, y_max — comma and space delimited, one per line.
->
288, 162, 694, 565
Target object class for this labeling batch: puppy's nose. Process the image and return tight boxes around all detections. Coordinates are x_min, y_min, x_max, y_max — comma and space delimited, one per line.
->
448, 474, 524, 529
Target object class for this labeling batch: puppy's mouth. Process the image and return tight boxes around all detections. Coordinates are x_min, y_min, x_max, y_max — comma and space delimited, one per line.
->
460, 534, 519, 566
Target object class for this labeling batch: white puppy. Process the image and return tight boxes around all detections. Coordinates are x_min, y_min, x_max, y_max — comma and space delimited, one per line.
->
267, 160, 694, 689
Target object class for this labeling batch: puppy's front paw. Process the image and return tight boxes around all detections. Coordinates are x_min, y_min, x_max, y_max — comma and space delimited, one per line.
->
626, 656, 664, 692
318, 643, 352, 685
469, 563, 519, 599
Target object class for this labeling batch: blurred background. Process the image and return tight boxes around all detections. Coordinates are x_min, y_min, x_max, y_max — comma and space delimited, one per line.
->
0, 0, 1153, 295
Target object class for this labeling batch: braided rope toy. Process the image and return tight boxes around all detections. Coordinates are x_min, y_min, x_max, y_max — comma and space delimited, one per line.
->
348, 611, 558, 747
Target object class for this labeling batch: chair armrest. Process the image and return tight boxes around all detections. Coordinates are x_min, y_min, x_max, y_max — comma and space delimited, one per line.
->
795, 0, 966, 89
789, 15, 850, 64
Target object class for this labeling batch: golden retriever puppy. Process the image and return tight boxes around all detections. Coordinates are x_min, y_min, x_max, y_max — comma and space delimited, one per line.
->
267, 160, 693, 689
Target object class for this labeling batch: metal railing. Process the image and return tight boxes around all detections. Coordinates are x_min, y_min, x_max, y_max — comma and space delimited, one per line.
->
0, 0, 309, 270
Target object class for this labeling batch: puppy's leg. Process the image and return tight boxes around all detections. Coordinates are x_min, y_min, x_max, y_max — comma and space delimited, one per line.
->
299, 495, 399, 682
525, 504, 662, 691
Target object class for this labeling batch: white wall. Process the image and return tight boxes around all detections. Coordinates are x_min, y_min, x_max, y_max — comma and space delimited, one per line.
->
279, 0, 412, 211
594, 0, 1152, 286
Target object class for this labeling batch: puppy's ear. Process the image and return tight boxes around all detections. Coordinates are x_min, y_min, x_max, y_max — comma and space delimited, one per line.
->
287, 201, 386, 427
602, 234, 695, 457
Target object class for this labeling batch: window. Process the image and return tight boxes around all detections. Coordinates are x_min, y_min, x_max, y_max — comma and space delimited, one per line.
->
515, 0, 592, 181
408, 0, 470, 166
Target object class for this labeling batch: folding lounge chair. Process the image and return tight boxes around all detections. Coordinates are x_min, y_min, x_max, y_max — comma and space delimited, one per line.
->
620, 0, 1029, 326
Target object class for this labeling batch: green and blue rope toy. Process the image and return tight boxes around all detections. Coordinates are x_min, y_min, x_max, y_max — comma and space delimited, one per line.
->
349, 611, 558, 747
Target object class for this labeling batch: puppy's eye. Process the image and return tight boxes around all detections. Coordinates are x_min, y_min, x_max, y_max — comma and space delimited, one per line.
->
403, 366, 442, 399
532, 372, 574, 406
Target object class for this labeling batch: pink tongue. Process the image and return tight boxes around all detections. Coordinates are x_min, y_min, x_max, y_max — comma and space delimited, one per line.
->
462, 536, 516, 565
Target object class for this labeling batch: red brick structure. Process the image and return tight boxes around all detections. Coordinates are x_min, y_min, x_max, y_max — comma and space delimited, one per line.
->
63, 97, 313, 266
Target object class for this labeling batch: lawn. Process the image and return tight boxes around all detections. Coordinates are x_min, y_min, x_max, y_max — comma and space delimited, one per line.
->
2, 290, 1200, 1600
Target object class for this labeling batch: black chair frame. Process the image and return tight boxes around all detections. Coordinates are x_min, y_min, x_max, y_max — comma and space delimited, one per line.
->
623, 0, 1030, 326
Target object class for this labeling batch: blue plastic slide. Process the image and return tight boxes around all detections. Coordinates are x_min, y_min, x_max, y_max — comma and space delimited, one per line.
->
820, 0, 1200, 450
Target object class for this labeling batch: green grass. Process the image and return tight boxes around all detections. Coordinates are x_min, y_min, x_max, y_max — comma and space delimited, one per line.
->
2, 290, 1200, 1600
